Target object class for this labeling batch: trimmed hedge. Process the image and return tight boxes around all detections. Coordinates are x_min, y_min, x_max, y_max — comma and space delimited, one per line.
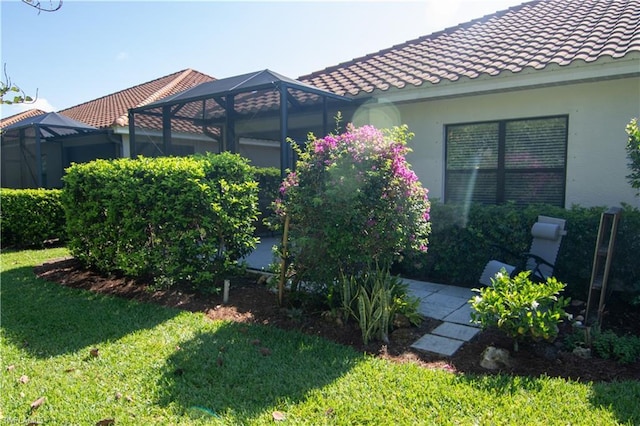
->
62, 153, 259, 290
0, 188, 66, 248
396, 202, 640, 299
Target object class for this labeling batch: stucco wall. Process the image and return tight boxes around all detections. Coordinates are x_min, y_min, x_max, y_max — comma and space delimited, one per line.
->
361, 77, 640, 208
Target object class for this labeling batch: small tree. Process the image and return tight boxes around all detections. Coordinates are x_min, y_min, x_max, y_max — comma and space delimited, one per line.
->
1, 64, 36, 105
274, 124, 431, 297
626, 117, 640, 195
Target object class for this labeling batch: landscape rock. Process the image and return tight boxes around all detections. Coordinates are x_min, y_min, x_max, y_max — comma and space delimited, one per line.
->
480, 346, 511, 370
393, 314, 411, 329
573, 347, 592, 359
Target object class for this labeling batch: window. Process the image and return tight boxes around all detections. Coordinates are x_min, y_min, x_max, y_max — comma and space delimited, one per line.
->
445, 116, 567, 206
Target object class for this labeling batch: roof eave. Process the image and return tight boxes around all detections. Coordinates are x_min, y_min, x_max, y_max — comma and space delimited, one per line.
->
371, 55, 640, 104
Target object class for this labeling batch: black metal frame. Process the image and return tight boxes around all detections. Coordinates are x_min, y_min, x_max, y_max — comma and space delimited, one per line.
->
1, 112, 98, 187
128, 70, 353, 177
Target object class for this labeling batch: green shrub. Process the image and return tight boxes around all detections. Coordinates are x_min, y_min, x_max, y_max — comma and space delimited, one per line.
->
626, 117, 640, 194
470, 270, 570, 351
253, 166, 280, 235
0, 188, 65, 248
62, 153, 259, 290
591, 329, 640, 364
567, 327, 640, 365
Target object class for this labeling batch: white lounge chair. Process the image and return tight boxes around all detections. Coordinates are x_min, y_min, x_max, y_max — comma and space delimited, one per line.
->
479, 215, 567, 286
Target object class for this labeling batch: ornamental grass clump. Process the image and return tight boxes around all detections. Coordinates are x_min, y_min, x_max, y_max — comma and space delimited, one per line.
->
470, 270, 570, 351
274, 123, 431, 297
339, 263, 421, 344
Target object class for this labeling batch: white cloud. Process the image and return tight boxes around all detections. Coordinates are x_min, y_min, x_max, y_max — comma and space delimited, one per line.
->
1, 97, 56, 119
116, 51, 129, 61
423, 0, 523, 30
28, 97, 56, 112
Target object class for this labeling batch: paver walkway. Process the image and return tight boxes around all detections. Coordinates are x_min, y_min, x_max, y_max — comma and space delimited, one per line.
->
243, 237, 480, 356
402, 278, 480, 356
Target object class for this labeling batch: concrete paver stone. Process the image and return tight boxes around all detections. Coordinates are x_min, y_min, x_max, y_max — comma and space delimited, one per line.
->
443, 305, 478, 327
432, 322, 480, 341
418, 302, 458, 320
411, 334, 465, 357
403, 279, 448, 293
421, 292, 469, 310
438, 285, 475, 299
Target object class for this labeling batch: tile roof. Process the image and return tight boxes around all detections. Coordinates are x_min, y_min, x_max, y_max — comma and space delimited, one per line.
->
0, 108, 47, 129
4, 0, 637, 135
300, 0, 640, 97
60, 69, 215, 129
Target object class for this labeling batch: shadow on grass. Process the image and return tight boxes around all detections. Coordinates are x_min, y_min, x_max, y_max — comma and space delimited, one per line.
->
156, 321, 362, 421
0, 266, 179, 358
458, 368, 640, 424
457, 372, 544, 395
591, 381, 640, 425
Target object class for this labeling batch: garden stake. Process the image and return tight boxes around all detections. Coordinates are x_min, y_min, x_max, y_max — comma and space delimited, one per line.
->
223, 279, 230, 304
278, 215, 290, 305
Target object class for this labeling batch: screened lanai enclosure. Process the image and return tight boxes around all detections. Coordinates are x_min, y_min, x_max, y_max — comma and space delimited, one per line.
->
0, 112, 102, 188
128, 70, 355, 175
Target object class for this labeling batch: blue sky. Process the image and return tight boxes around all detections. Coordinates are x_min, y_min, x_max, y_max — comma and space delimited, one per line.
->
1, 0, 524, 119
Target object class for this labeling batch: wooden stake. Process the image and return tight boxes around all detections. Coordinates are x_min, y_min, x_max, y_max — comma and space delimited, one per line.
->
223, 279, 230, 304
278, 215, 290, 305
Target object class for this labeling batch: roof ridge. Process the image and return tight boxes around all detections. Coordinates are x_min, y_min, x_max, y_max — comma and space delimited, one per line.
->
113, 69, 213, 126
60, 68, 209, 114
298, 0, 537, 81
136, 68, 199, 108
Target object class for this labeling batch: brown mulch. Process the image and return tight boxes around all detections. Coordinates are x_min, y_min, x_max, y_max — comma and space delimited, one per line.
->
34, 257, 639, 383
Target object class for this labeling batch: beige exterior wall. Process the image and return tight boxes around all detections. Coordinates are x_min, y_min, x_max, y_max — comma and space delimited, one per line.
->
358, 76, 640, 208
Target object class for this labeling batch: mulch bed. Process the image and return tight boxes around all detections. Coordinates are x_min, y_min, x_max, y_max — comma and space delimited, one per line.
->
34, 257, 639, 382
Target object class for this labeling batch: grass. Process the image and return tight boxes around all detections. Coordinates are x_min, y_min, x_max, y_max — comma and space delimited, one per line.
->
1, 248, 639, 425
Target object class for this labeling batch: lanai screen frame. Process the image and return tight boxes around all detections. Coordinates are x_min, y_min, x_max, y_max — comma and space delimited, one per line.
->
1, 112, 99, 188
128, 69, 353, 176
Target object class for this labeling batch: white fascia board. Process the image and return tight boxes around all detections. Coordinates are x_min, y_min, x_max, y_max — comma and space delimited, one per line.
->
239, 137, 279, 148
370, 56, 640, 104
111, 126, 215, 142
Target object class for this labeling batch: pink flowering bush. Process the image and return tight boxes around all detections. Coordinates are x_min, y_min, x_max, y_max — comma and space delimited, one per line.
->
274, 124, 431, 292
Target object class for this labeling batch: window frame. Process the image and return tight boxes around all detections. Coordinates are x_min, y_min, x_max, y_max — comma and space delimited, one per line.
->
444, 115, 569, 207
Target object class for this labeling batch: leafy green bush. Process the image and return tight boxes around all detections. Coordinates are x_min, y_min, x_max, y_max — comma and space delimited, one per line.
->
626, 117, 640, 194
62, 153, 259, 290
253, 166, 280, 235
397, 202, 640, 299
274, 124, 431, 295
470, 270, 570, 351
0, 188, 65, 248
591, 329, 640, 364
566, 327, 640, 365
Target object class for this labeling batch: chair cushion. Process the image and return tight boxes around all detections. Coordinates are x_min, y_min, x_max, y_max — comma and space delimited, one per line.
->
530, 222, 560, 240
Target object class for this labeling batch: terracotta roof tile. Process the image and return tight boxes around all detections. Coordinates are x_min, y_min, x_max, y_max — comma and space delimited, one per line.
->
300, 0, 640, 96
0, 109, 47, 129
60, 69, 215, 129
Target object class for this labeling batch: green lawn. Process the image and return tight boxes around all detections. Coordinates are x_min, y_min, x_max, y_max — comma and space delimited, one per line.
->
1, 248, 639, 425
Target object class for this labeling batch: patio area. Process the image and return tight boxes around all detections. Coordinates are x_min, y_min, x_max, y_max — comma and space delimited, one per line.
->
244, 236, 480, 356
